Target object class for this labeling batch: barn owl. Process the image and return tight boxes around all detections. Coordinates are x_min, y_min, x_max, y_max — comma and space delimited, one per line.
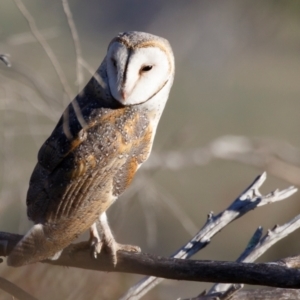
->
7, 31, 175, 267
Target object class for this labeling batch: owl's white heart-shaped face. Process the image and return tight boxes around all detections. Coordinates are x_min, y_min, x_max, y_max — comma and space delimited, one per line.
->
106, 32, 174, 106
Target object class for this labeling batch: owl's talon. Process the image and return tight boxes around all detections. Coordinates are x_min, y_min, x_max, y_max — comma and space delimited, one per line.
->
103, 237, 141, 266
90, 239, 103, 259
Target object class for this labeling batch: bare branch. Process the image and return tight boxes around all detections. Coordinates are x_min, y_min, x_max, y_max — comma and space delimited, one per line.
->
120, 173, 297, 300
0, 54, 11, 67
79, 59, 96, 77
1, 235, 300, 290
61, 0, 84, 91
12, 0, 88, 138
207, 213, 300, 297
13, 0, 73, 100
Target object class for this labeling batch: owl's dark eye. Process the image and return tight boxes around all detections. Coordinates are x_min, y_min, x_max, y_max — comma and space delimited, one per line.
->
141, 65, 153, 72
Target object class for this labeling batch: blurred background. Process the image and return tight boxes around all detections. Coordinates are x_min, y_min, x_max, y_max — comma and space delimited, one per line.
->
1, 0, 300, 299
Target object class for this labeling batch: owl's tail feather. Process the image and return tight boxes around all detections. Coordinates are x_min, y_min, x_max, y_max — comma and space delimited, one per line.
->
7, 224, 64, 267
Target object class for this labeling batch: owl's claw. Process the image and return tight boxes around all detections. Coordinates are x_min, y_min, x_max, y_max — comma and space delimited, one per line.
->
99, 213, 141, 265
103, 236, 141, 266
88, 215, 141, 265
90, 236, 103, 259
89, 222, 103, 259
89, 229, 141, 265
69, 222, 141, 265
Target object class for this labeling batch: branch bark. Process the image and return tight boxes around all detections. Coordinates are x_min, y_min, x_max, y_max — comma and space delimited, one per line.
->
1, 233, 300, 290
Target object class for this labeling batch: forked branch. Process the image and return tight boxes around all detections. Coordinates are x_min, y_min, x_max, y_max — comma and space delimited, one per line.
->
120, 172, 298, 300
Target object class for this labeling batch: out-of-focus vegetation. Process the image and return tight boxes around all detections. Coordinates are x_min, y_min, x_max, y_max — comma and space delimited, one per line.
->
1, 1, 300, 299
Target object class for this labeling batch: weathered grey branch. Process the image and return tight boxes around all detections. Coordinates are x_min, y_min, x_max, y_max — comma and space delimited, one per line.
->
120, 173, 297, 300
206, 212, 300, 298
1, 233, 300, 290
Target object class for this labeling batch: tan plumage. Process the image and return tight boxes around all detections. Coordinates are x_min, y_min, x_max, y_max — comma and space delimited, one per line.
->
7, 31, 174, 267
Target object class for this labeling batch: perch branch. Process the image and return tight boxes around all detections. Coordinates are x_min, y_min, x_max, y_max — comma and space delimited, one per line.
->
1, 235, 300, 289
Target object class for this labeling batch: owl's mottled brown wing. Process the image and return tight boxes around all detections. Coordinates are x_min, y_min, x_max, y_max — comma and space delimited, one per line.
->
26, 100, 90, 220
26, 102, 153, 227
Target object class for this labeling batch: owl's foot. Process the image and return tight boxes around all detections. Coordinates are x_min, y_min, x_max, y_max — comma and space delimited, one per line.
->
102, 237, 141, 266
89, 222, 103, 259
99, 212, 141, 266
69, 224, 103, 258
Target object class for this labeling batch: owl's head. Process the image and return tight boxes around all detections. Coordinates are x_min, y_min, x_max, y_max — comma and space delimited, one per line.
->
106, 31, 174, 106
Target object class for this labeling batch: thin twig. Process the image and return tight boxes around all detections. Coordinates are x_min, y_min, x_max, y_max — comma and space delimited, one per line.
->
61, 0, 84, 91
0, 54, 11, 67
13, 0, 73, 99
13, 0, 87, 135
79, 59, 96, 77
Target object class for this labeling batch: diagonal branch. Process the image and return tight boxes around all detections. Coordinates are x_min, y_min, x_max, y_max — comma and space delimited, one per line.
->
0, 54, 11, 67
120, 173, 297, 300
206, 213, 300, 298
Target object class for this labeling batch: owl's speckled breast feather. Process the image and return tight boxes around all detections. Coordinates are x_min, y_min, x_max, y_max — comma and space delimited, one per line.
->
27, 102, 153, 237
